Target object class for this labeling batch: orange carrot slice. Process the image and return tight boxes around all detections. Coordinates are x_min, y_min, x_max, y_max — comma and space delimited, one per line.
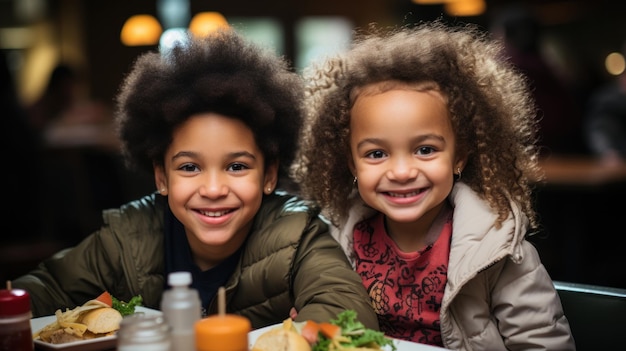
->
95, 291, 113, 307
318, 322, 341, 339
300, 320, 320, 344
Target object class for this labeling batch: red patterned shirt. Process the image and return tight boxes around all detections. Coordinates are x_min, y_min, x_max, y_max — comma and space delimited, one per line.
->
353, 212, 452, 346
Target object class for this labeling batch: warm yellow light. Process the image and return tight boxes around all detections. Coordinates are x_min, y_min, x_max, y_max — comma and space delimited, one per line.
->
189, 12, 229, 38
605, 52, 625, 76
444, 0, 486, 17
120, 14, 162, 46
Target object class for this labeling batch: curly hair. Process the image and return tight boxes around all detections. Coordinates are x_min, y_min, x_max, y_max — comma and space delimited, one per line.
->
115, 29, 304, 191
293, 21, 542, 231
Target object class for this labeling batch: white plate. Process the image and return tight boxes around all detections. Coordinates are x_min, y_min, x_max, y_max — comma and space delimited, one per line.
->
31, 306, 162, 351
247, 323, 451, 351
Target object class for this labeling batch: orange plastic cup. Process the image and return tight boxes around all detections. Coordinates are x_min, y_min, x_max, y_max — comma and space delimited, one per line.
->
195, 314, 251, 351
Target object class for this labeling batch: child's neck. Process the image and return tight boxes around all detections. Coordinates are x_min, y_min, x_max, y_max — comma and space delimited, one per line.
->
384, 201, 452, 253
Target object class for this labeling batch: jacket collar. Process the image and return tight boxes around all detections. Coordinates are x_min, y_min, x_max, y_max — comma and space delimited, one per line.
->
331, 182, 528, 278
446, 182, 527, 288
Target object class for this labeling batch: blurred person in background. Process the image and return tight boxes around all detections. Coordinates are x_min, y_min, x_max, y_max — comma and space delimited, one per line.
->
584, 43, 626, 165
490, 3, 587, 157
26, 63, 125, 247
1, 51, 43, 240
26, 64, 78, 131
26, 63, 111, 132
0, 51, 57, 283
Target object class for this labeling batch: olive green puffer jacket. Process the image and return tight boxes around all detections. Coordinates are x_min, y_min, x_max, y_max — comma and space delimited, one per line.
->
13, 192, 379, 330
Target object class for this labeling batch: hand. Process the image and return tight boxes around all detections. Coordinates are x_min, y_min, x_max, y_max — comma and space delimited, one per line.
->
289, 307, 298, 320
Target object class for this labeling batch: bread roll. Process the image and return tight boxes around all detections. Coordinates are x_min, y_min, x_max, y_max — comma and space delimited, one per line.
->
252, 328, 311, 351
81, 307, 123, 334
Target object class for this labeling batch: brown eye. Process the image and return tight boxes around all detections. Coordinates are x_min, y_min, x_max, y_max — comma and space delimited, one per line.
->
227, 163, 249, 172
179, 163, 199, 172
366, 150, 386, 159
416, 146, 436, 156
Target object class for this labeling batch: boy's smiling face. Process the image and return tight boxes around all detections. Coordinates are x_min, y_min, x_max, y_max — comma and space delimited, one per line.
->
155, 113, 277, 270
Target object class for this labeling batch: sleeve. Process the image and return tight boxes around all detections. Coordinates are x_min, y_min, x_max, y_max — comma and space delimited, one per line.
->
11, 221, 125, 317
290, 214, 380, 331
12, 194, 166, 317
493, 241, 576, 350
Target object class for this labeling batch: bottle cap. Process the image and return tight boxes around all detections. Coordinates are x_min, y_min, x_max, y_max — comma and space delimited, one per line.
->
0, 288, 30, 316
168, 271, 192, 287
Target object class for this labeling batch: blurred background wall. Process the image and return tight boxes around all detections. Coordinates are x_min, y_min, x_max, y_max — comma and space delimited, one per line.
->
2, 0, 623, 108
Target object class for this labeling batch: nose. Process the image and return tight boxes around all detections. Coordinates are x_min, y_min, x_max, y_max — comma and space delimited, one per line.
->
386, 156, 419, 182
198, 171, 228, 198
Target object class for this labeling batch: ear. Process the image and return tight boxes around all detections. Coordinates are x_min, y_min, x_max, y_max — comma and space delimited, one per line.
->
263, 161, 279, 195
154, 164, 168, 196
454, 152, 469, 174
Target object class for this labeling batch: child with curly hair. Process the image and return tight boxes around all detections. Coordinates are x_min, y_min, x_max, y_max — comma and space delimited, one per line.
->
293, 22, 574, 350
12, 29, 378, 330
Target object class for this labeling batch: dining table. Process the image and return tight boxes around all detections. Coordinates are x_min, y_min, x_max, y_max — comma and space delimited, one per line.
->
31, 326, 452, 351
32, 313, 453, 351
536, 154, 626, 187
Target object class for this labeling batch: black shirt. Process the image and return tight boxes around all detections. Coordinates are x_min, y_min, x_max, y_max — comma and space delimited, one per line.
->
163, 204, 241, 316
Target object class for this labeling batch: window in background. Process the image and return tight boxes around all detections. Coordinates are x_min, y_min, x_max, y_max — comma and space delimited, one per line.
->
228, 17, 284, 56
294, 17, 353, 72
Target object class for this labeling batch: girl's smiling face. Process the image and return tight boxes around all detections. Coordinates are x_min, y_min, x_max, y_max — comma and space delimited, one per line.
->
155, 113, 277, 270
349, 83, 465, 239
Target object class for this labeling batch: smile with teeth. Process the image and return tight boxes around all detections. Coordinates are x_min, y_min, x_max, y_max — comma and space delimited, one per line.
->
385, 190, 421, 198
198, 209, 233, 217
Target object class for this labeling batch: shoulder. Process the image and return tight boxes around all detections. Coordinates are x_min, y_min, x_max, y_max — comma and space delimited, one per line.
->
255, 192, 321, 224
449, 182, 528, 239
449, 183, 499, 231
101, 192, 165, 235
449, 182, 487, 208
99, 193, 166, 296
247, 192, 329, 251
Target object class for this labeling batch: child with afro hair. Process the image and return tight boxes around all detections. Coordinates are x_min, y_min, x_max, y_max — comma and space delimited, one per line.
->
13, 29, 378, 331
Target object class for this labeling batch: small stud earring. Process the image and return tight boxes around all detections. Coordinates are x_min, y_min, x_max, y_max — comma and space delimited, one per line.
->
267, 187, 272, 193
454, 168, 462, 181
353, 177, 358, 185
160, 188, 166, 193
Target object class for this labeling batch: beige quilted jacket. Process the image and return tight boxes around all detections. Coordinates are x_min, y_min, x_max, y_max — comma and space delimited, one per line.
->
330, 182, 575, 350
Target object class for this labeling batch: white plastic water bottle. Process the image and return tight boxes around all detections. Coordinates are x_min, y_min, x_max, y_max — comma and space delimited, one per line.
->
160, 271, 202, 351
